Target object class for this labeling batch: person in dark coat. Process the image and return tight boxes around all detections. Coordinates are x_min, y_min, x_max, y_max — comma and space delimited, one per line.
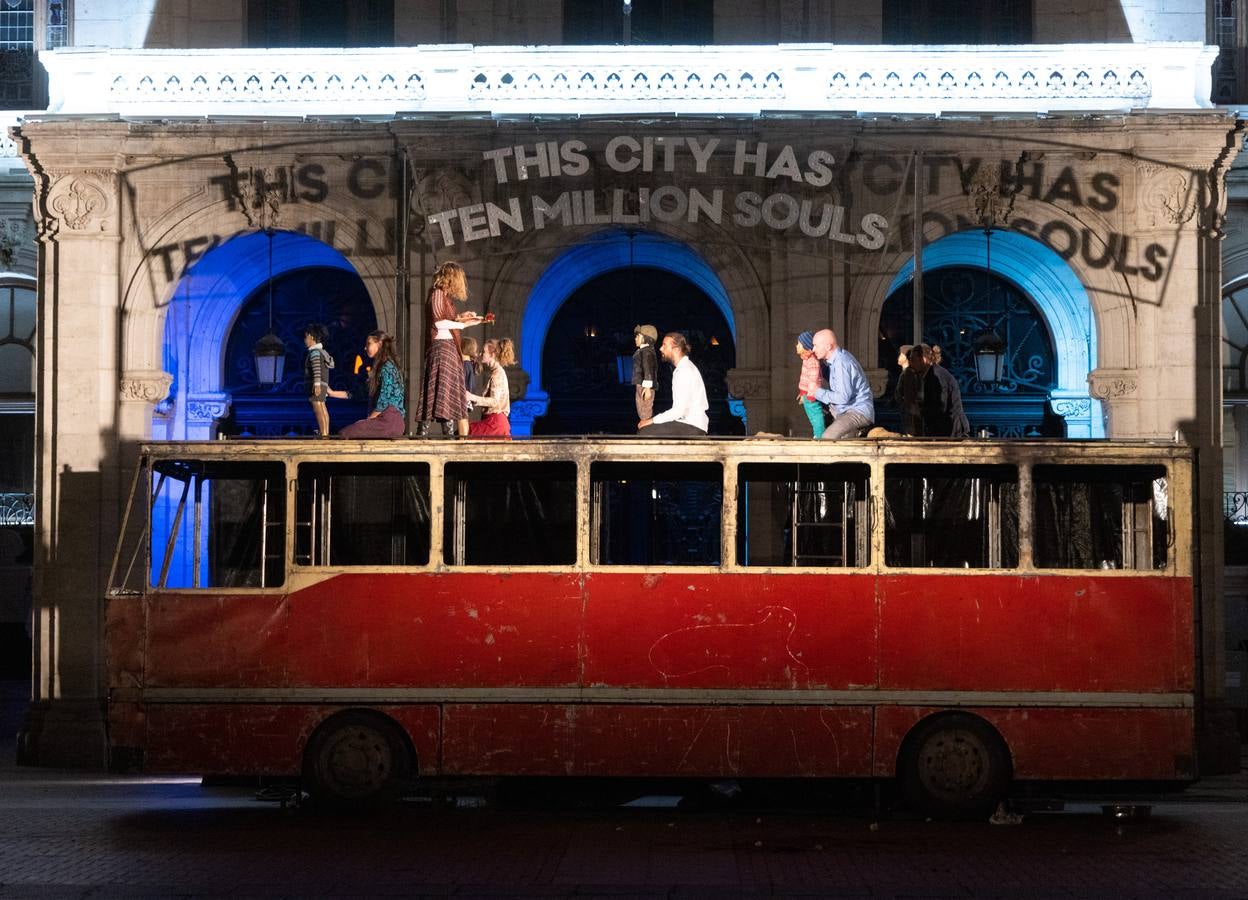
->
631, 324, 659, 421
897, 344, 970, 437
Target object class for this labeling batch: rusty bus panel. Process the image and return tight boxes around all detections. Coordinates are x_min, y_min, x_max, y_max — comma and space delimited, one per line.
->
878, 575, 1194, 693
441, 703, 873, 778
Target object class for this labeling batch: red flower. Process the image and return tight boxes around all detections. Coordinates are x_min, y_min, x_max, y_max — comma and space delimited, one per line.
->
483, 312, 496, 324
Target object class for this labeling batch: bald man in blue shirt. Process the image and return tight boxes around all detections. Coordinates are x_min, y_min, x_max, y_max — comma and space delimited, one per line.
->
810, 328, 874, 439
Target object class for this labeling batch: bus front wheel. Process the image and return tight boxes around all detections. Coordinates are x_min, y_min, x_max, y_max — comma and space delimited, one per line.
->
901, 713, 1010, 820
302, 710, 413, 807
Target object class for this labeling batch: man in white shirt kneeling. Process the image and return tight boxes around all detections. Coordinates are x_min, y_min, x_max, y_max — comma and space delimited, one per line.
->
638, 332, 710, 437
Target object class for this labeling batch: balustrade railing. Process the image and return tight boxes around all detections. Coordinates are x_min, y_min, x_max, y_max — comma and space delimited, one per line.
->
30, 42, 1217, 119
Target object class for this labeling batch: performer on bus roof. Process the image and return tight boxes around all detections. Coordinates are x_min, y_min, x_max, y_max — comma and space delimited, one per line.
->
466, 337, 514, 437
331, 330, 407, 438
896, 343, 969, 438
302, 323, 334, 438
631, 324, 658, 422
795, 330, 826, 439
810, 328, 874, 440
638, 332, 709, 437
415, 261, 483, 436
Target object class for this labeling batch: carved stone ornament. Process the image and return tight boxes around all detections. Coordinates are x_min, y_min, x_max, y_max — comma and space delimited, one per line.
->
1050, 397, 1092, 418
412, 167, 475, 231
864, 367, 889, 399
186, 392, 233, 424
967, 164, 1015, 227
47, 175, 112, 232
1138, 165, 1195, 228
726, 368, 770, 399
1087, 368, 1139, 400
120, 370, 173, 404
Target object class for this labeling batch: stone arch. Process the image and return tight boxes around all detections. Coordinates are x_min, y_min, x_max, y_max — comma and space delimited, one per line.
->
482, 226, 767, 434
860, 225, 1106, 437
851, 199, 1138, 377
120, 193, 399, 389
158, 229, 374, 439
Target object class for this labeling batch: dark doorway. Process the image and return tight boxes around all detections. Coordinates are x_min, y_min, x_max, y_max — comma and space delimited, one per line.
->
535, 267, 740, 435
877, 266, 1059, 438
221, 266, 376, 436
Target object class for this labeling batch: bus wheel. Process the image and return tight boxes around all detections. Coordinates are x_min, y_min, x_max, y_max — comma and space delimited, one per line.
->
302, 711, 412, 808
901, 713, 1010, 820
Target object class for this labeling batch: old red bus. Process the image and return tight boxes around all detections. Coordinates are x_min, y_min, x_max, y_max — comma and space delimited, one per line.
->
107, 436, 1195, 815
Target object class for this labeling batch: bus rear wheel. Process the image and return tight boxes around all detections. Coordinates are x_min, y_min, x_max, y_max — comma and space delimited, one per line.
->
302, 711, 412, 808
902, 713, 1010, 820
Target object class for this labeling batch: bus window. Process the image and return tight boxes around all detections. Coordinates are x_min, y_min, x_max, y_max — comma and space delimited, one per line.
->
1033, 465, 1168, 570
295, 463, 430, 567
591, 462, 722, 566
444, 462, 577, 565
150, 460, 285, 589
736, 463, 870, 567
885, 464, 1019, 569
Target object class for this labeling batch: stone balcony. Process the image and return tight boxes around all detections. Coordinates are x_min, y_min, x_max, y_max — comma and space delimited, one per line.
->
33, 41, 1217, 121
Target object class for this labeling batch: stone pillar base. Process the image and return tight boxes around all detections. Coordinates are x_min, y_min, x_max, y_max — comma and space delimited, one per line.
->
16, 698, 108, 770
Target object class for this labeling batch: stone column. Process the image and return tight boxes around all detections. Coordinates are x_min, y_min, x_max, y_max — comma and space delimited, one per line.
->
20, 159, 125, 768
726, 368, 771, 435
1087, 368, 1139, 437
184, 392, 232, 441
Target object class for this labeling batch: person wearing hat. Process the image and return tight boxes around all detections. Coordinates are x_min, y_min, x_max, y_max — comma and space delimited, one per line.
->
795, 330, 826, 439
631, 324, 659, 421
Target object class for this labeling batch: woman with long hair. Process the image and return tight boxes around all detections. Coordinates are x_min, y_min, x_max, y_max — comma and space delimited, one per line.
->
332, 330, 407, 438
467, 337, 514, 437
415, 261, 482, 435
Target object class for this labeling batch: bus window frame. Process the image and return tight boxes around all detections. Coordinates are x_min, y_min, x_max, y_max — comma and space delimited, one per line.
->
293, 459, 435, 571
441, 458, 581, 571
127, 440, 1193, 591
1026, 458, 1179, 577
587, 458, 727, 570
145, 455, 291, 594
730, 460, 874, 573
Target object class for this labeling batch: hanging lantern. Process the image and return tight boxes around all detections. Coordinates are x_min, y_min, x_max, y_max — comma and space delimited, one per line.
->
973, 327, 1006, 385
253, 229, 284, 385
253, 331, 286, 386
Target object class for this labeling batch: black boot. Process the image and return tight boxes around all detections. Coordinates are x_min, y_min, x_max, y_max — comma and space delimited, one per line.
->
414, 421, 429, 437
439, 419, 455, 436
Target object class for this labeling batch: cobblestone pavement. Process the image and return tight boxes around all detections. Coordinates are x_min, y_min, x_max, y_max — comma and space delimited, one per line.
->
1, 682, 1246, 900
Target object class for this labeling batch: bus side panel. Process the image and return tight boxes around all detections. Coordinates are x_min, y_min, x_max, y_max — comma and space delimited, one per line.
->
581, 573, 877, 690
873, 706, 1195, 780
142, 704, 441, 776
284, 574, 583, 688
105, 594, 145, 690
989, 707, 1196, 780
441, 704, 873, 777
146, 572, 583, 688
878, 575, 1191, 693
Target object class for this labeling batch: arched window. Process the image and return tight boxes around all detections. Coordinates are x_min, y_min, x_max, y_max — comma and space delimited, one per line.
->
878, 266, 1059, 437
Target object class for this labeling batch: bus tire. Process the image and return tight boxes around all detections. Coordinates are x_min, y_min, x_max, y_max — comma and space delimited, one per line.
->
302, 710, 413, 808
901, 713, 1011, 820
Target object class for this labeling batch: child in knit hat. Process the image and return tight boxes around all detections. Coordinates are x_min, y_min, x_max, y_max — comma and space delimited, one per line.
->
795, 330, 826, 438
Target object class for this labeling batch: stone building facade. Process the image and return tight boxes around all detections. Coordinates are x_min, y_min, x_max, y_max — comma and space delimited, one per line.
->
1, 1, 1244, 765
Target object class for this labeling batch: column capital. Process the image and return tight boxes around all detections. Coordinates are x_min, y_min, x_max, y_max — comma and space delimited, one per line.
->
119, 370, 172, 404
726, 368, 770, 399
1088, 368, 1139, 400
41, 169, 120, 238
186, 392, 233, 424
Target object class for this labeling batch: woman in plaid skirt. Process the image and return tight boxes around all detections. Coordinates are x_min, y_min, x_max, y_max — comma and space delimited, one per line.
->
414, 261, 483, 436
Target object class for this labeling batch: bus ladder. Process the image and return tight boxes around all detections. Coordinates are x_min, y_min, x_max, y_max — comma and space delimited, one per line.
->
790, 481, 852, 567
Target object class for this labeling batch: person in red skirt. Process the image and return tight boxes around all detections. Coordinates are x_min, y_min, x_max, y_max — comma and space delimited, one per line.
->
414, 261, 483, 436
467, 338, 514, 437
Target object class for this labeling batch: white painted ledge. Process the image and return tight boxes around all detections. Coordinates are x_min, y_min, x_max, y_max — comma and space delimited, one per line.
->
36, 42, 1218, 119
